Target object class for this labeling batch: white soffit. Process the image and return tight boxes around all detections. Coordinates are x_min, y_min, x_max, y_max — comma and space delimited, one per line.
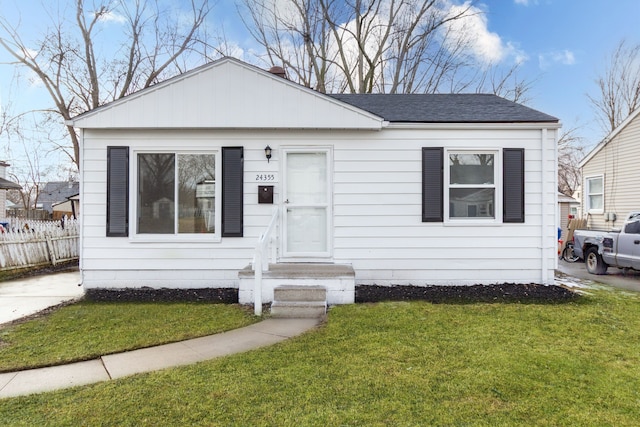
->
69, 58, 383, 130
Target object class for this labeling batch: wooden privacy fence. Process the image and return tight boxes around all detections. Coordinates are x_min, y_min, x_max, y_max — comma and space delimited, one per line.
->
0, 220, 79, 270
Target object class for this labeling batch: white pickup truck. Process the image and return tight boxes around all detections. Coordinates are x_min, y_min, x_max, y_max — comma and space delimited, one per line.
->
572, 212, 640, 275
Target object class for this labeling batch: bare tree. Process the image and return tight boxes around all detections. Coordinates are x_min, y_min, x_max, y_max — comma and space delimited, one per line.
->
0, 0, 212, 167
588, 40, 640, 134
239, 0, 531, 100
557, 126, 585, 197
238, 0, 335, 92
473, 61, 536, 104
0, 79, 21, 143
6, 134, 55, 218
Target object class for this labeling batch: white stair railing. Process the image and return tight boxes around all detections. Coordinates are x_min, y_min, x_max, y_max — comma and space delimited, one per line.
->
252, 208, 279, 315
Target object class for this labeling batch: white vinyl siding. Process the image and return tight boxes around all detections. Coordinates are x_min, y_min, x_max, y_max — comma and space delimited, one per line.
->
81, 125, 557, 289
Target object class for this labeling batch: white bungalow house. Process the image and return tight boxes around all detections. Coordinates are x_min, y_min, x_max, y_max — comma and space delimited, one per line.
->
68, 57, 560, 311
579, 106, 640, 230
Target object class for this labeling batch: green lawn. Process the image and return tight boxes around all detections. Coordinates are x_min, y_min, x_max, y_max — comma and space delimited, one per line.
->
0, 301, 258, 372
2, 286, 640, 426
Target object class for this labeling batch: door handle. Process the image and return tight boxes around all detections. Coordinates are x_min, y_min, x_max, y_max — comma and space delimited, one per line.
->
634, 240, 640, 245
284, 199, 290, 204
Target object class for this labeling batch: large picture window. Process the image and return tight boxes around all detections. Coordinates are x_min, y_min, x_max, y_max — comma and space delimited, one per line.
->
585, 175, 604, 213
447, 151, 496, 219
137, 152, 216, 234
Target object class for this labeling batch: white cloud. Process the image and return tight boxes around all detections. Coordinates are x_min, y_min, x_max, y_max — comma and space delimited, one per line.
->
443, 2, 527, 66
514, 0, 530, 5
21, 47, 38, 60
553, 49, 576, 65
96, 10, 126, 24
538, 49, 576, 70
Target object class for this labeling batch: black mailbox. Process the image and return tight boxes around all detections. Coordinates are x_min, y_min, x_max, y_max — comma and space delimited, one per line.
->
258, 185, 274, 204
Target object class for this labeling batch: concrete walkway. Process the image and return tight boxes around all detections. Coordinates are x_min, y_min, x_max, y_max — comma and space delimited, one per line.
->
0, 269, 83, 326
0, 270, 320, 399
0, 318, 320, 399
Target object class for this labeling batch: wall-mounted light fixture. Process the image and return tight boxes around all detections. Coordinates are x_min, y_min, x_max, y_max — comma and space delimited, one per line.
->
264, 145, 272, 163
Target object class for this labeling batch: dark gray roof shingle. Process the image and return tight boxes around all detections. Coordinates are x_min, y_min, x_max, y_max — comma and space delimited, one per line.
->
38, 182, 80, 213
328, 93, 558, 123
0, 177, 22, 190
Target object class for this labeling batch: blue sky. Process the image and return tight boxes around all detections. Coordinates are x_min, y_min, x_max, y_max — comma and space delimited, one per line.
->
1, 0, 639, 173
215, 0, 640, 148
480, 0, 640, 146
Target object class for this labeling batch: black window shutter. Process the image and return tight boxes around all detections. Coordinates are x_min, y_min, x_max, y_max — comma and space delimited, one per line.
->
503, 148, 525, 223
422, 147, 443, 222
222, 147, 244, 237
106, 146, 129, 236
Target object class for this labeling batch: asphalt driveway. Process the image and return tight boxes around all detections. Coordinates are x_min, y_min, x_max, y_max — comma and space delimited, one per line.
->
557, 258, 640, 293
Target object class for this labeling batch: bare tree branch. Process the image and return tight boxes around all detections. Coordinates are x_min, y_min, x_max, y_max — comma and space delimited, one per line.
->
588, 39, 640, 135
0, 0, 213, 167
239, 0, 530, 100
557, 126, 585, 197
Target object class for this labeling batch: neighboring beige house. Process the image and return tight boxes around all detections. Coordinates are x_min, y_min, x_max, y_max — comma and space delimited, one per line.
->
579, 107, 640, 230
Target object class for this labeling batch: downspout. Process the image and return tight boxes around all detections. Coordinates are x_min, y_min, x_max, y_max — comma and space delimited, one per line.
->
78, 127, 84, 287
541, 128, 549, 284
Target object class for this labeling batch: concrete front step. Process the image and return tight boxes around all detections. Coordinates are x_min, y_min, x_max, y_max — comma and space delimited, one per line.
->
238, 263, 355, 305
274, 285, 326, 302
270, 301, 327, 318
270, 285, 328, 318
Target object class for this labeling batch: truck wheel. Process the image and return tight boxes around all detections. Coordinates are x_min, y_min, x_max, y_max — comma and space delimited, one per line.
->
585, 247, 608, 275
562, 243, 580, 262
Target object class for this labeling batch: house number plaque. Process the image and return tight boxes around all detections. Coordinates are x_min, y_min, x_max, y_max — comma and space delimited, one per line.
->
255, 173, 277, 182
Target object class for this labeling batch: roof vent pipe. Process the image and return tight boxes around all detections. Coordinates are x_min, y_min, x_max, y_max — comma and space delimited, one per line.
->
268, 66, 287, 79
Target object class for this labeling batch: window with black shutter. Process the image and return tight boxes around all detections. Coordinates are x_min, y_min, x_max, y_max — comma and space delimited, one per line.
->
422, 147, 525, 224
110, 146, 244, 238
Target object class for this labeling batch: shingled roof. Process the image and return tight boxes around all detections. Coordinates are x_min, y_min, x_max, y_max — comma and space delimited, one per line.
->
328, 93, 558, 124
0, 177, 21, 190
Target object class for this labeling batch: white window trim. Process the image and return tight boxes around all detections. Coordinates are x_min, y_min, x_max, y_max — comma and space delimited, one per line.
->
129, 148, 222, 243
585, 174, 604, 215
444, 148, 502, 226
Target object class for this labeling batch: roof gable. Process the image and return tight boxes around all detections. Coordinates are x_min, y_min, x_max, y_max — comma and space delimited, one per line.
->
579, 106, 640, 167
69, 58, 383, 130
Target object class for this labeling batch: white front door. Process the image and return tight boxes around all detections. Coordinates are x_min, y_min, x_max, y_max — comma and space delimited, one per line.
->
283, 149, 332, 258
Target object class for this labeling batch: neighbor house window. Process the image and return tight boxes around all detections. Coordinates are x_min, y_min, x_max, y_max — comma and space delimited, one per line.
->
447, 151, 496, 220
585, 175, 604, 213
137, 152, 216, 234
